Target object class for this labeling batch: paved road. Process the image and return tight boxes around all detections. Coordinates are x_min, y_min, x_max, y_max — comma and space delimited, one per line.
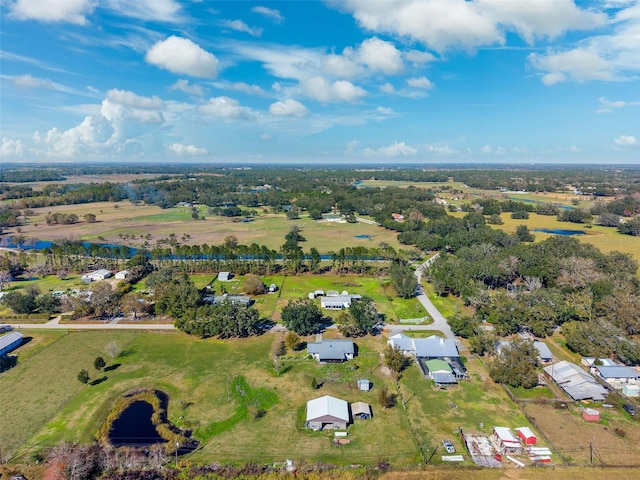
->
412, 253, 455, 339
8, 322, 176, 330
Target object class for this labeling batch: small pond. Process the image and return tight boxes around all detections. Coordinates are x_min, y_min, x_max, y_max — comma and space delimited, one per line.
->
108, 400, 166, 446
354, 234, 373, 239
532, 228, 585, 236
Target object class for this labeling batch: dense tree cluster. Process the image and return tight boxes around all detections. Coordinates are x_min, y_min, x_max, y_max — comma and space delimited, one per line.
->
489, 339, 539, 389
336, 297, 381, 337
280, 298, 324, 335
175, 301, 266, 338
429, 234, 640, 364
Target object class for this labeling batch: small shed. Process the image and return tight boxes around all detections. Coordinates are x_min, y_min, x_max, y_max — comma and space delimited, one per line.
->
268, 284, 277, 293
351, 402, 372, 420
218, 272, 232, 281
357, 379, 371, 391
623, 385, 640, 397
582, 408, 600, 422
516, 427, 537, 445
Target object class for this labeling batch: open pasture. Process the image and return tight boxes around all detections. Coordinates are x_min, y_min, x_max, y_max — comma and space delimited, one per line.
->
13, 201, 403, 253
1, 331, 418, 466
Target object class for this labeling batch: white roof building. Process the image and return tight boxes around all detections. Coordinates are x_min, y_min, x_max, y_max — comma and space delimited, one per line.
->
81, 269, 112, 282
306, 395, 350, 431
388, 333, 459, 358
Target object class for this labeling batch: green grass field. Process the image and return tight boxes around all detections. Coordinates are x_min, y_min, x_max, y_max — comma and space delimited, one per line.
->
0, 331, 419, 465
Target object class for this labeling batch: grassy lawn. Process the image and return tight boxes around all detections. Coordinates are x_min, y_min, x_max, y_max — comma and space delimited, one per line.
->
507, 385, 554, 399
1, 330, 419, 466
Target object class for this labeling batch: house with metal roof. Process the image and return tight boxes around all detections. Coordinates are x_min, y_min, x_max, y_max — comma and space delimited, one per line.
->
534, 341, 553, 363
320, 295, 353, 310
307, 339, 355, 363
0, 332, 24, 356
203, 294, 251, 306
591, 365, 640, 389
217, 272, 232, 281
306, 395, 350, 430
543, 361, 608, 401
388, 333, 459, 358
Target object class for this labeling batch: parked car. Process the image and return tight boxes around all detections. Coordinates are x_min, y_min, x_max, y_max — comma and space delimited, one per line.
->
442, 439, 455, 453
623, 404, 637, 416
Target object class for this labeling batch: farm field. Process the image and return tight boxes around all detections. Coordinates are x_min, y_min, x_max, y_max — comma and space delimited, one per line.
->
9, 201, 403, 253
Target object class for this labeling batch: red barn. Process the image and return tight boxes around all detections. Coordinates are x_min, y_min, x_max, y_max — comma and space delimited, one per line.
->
516, 427, 537, 445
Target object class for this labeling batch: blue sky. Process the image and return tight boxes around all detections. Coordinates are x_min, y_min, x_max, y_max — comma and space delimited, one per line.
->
1, 0, 639, 164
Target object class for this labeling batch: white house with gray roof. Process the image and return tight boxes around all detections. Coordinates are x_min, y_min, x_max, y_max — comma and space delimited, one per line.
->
307, 339, 355, 363
306, 395, 350, 430
388, 333, 459, 358
591, 365, 640, 389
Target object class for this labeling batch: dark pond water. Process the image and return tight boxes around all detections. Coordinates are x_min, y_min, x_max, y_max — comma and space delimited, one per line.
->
532, 228, 586, 236
109, 401, 166, 446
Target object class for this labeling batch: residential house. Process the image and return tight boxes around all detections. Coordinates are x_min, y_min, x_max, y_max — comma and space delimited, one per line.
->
496, 340, 553, 363
306, 395, 350, 430
392, 213, 405, 222
543, 361, 608, 401
591, 365, 640, 389
307, 340, 355, 363
387, 333, 459, 359
582, 357, 618, 368
203, 294, 251, 306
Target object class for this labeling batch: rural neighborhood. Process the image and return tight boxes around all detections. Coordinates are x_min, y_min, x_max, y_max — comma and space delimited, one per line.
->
1, 164, 640, 480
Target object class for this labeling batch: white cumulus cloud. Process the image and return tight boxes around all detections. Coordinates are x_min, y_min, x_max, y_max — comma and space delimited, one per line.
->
299, 76, 367, 103
337, 0, 605, 52
269, 99, 308, 117
168, 143, 208, 156
1, 137, 25, 156
146, 36, 220, 78
357, 37, 404, 74
407, 76, 434, 89
614, 134, 638, 146
8, 0, 96, 24
364, 141, 417, 157
170, 79, 204, 96
199, 96, 254, 120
